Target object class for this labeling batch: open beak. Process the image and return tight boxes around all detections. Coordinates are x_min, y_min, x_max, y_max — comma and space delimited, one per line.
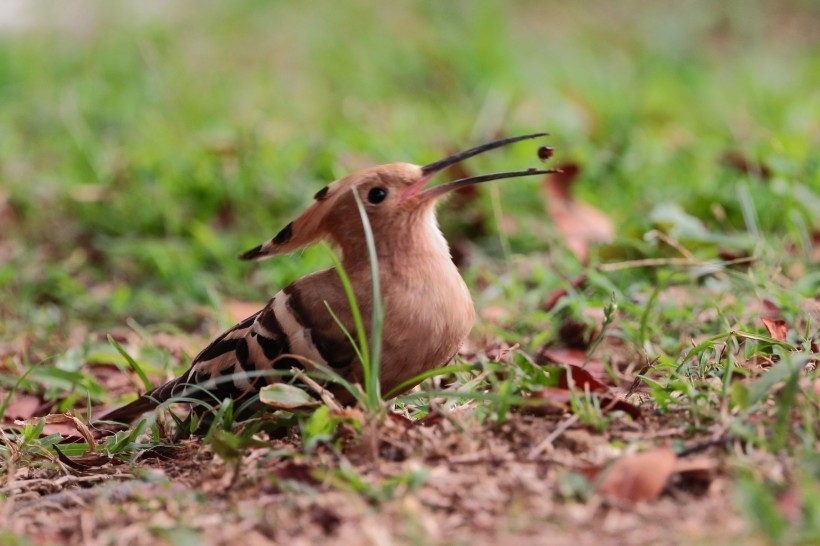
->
400, 133, 557, 203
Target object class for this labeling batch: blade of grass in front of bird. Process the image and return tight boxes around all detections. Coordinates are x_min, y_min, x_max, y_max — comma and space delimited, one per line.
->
352, 190, 385, 411
108, 335, 153, 392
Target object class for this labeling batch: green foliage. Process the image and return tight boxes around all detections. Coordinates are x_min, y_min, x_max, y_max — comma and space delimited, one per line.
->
300, 405, 361, 454
108, 335, 153, 392
1, 1, 819, 539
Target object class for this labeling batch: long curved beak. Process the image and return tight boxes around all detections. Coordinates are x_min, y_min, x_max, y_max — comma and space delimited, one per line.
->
401, 133, 556, 202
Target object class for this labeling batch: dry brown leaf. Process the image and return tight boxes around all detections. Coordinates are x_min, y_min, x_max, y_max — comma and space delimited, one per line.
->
539, 346, 589, 368
15, 413, 96, 450
529, 387, 641, 420
596, 446, 677, 503
761, 298, 782, 319
2, 393, 43, 421
538, 347, 610, 382
761, 317, 790, 342
542, 164, 614, 263
601, 397, 642, 420
557, 363, 608, 393
529, 359, 642, 419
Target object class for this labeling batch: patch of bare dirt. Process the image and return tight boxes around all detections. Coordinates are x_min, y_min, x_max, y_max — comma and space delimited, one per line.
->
2, 407, 752, 546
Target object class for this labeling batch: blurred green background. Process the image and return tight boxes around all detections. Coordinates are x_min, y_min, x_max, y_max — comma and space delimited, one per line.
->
1, 0, 818, 347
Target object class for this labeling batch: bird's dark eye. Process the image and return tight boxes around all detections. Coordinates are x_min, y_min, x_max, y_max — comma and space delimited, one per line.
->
367, 187, 388, 204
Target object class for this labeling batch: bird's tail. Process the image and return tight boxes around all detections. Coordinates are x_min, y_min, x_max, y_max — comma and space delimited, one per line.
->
95, 394, 160, 426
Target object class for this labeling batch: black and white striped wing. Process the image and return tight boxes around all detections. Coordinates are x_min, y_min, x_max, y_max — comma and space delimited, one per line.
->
100, 271, 361, 424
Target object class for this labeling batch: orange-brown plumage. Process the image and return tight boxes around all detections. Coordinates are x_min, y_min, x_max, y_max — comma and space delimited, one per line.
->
100, 134, 553, 426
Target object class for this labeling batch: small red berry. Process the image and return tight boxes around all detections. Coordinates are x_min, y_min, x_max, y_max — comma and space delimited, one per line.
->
537, 145, 554, 161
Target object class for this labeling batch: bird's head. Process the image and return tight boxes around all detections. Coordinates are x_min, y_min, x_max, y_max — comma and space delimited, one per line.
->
239, 133, 554, 262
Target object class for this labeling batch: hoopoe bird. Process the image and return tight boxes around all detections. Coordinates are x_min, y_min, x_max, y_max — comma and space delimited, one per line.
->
100, 133, 553, 425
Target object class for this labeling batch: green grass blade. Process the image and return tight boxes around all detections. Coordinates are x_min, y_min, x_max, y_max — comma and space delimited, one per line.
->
108, 334, 153, 392
325, 244, 370, 370
352, 190, 384, 410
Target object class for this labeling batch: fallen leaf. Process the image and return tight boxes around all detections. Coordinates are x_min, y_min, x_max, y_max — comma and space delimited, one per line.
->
528, 387, 641, 419
597, 396, 642, 420
538, 348, 611, 383
2, 393, 44, 421
43, 422, 86, 440
556, 364, 608, 393
596, 446, 677, 502
539, 346, 589, 367
542, 164, 614, 263
761, 317, 790, 342
259, 383, 321, 410
15, 413, 96, 450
